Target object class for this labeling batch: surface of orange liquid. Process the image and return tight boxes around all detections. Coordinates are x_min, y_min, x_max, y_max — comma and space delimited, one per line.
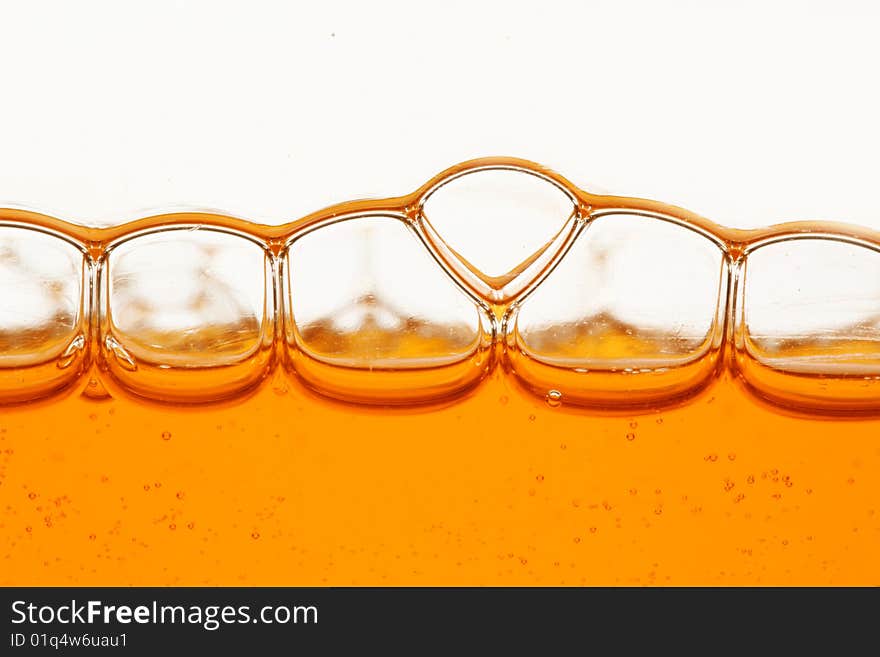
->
2, 157, 879, 585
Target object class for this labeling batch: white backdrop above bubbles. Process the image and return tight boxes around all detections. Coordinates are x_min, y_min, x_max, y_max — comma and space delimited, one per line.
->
0, 0, 877, 230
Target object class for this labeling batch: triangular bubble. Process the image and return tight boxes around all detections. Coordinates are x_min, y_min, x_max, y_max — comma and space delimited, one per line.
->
419, 169, 578, 302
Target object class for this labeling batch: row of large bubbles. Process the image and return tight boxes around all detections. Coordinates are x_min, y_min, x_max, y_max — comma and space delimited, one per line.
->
1, 167, 879, 411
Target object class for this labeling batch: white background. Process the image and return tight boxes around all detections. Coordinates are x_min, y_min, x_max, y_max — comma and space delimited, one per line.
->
1, 0, 879, 230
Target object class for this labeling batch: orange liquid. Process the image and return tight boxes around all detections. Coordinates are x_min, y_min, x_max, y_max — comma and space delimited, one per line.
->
2, 157, 879, 585
2, 363, 879, 586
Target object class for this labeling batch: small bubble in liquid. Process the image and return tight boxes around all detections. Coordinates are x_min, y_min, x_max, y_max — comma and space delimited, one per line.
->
705, 454, 718, 462
88, 533, 96, 540
176, 491, 185, 500
161, 431, 172, 441
187, 522, 195, 530
251, 531, 260, 540
81, 378, 111, 400
728, 453, 736, 461
528, 414, 536, 421
536, 474, 544, 482
629, 420, 638, 429
655, 418, 664, 425
545, 390, 563, 407
27, 492, 37, 500
168, 523, 176, 531
625, 432, 636, 441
